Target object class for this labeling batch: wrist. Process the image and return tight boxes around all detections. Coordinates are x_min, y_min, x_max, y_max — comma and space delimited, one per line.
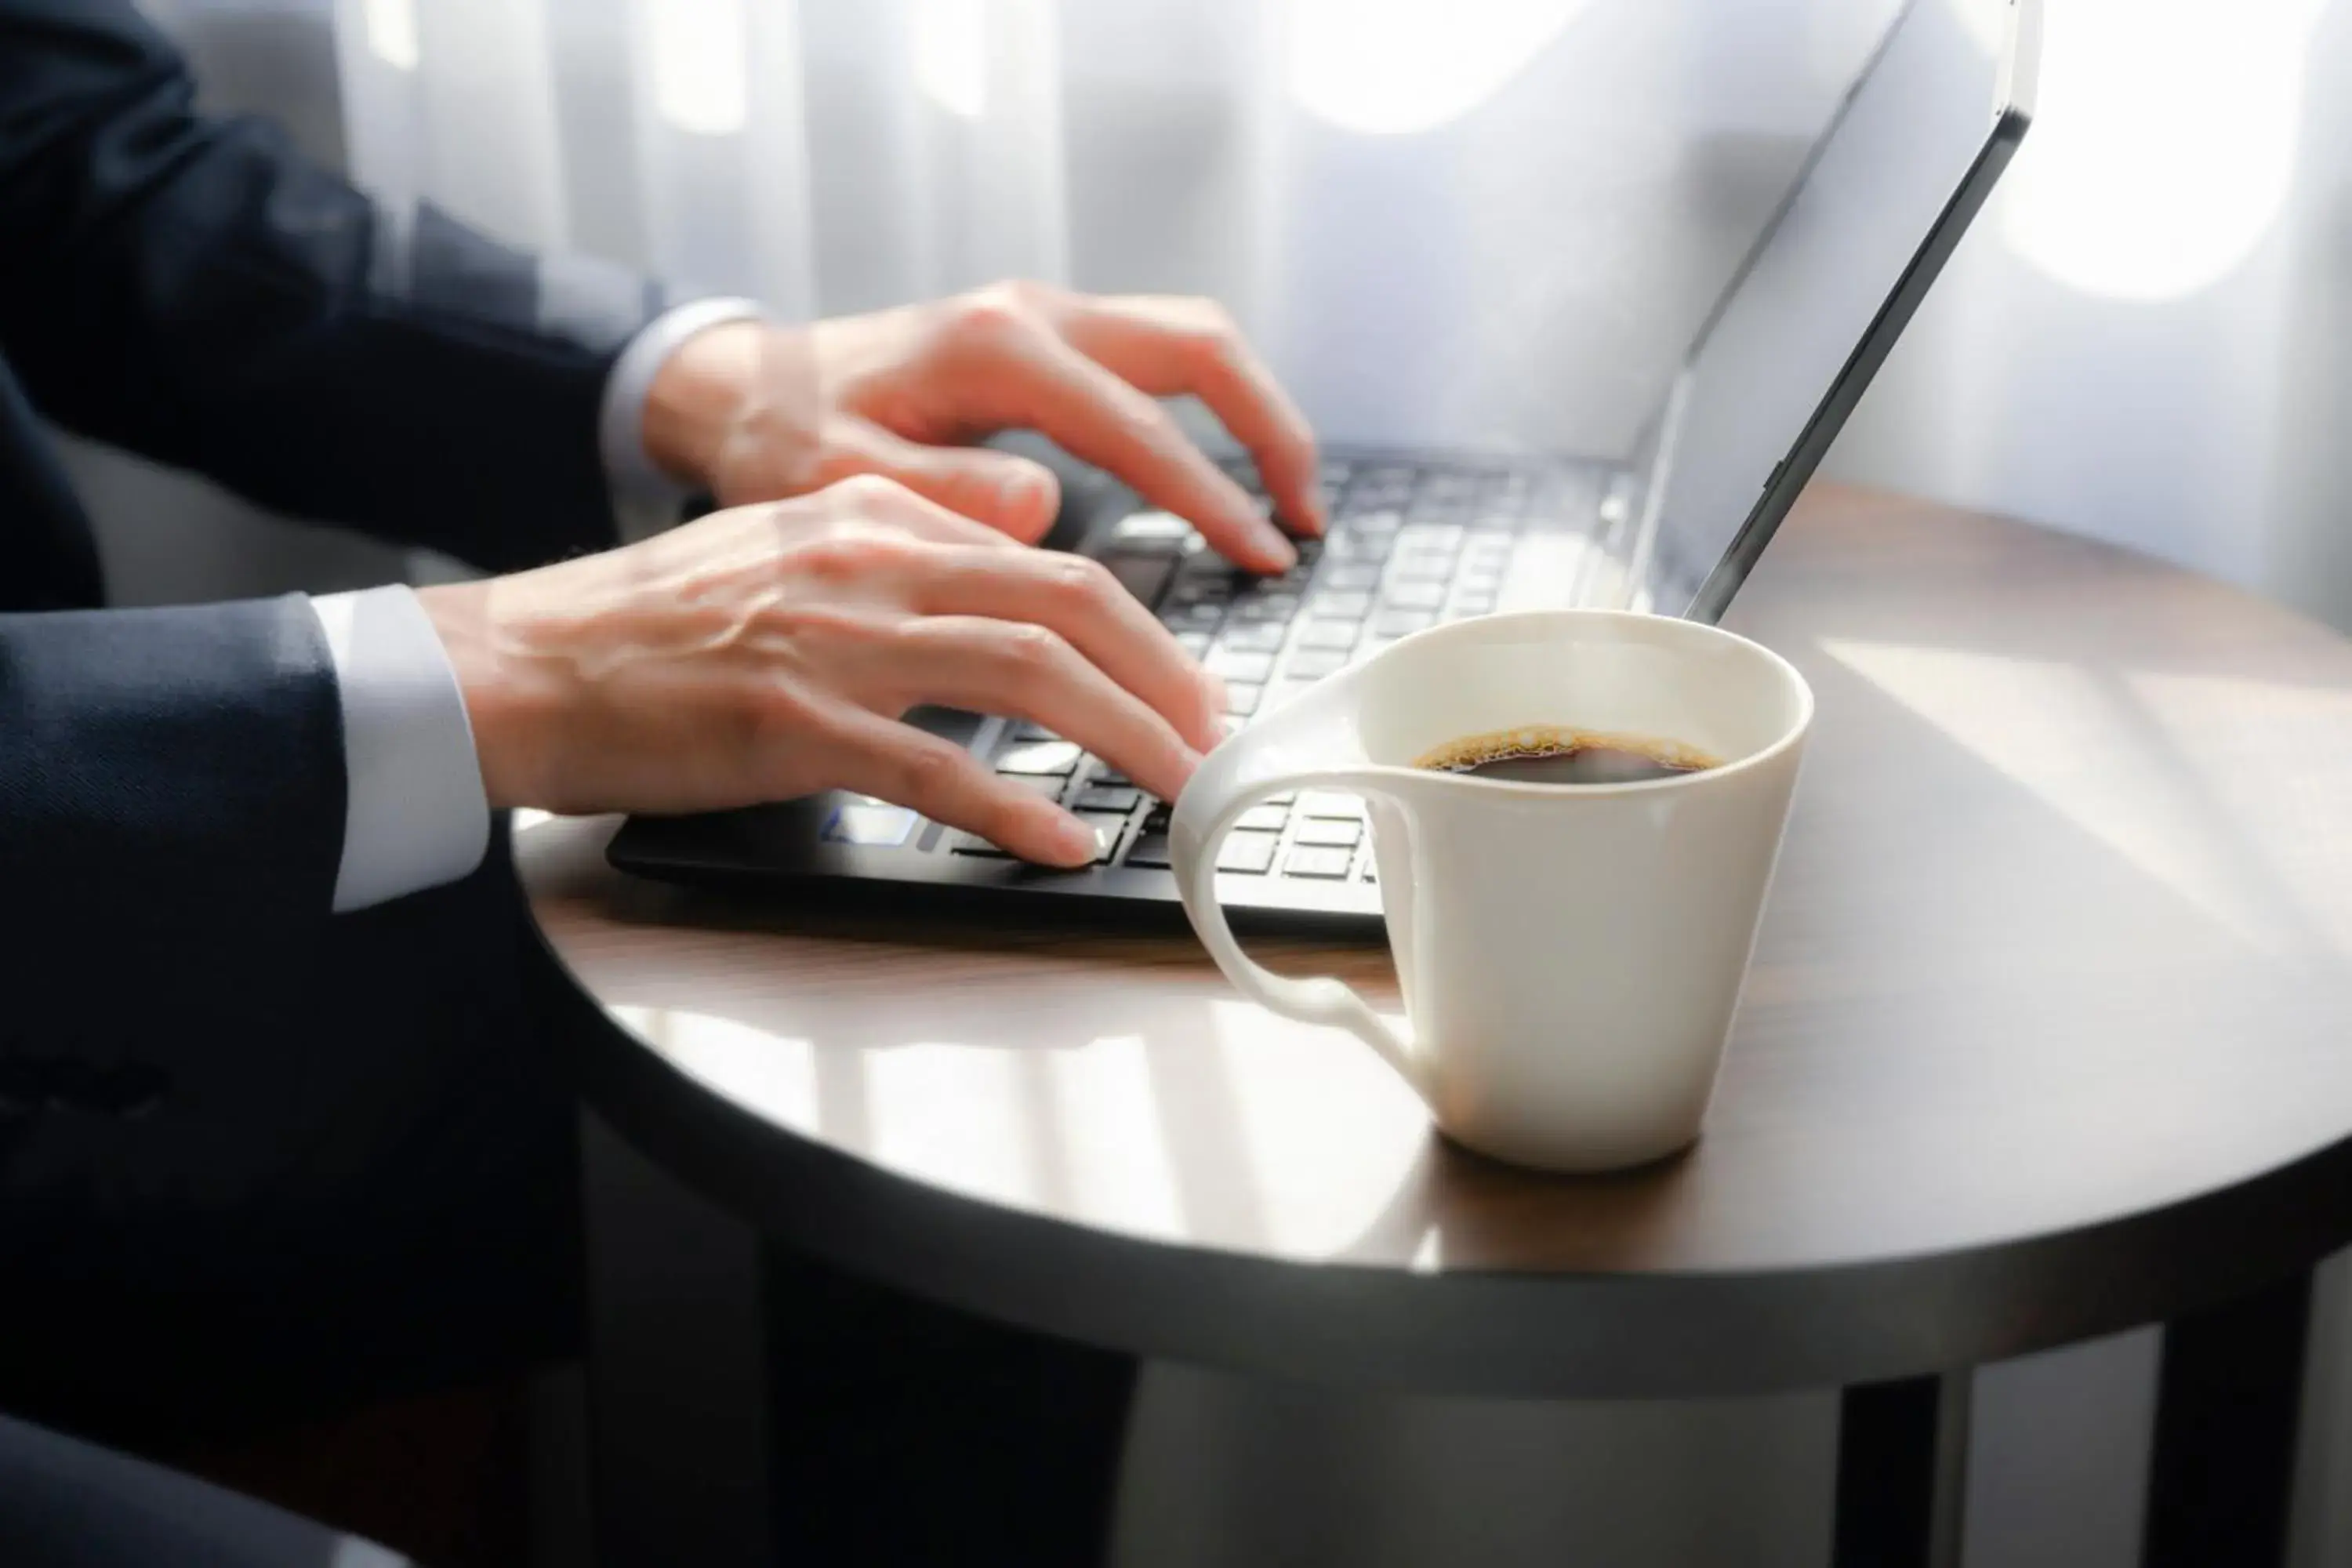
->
641, 318, 768, 490
416, 579, 563, 812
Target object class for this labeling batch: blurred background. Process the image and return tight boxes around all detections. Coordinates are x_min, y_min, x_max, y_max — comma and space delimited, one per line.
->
91, 1, 2352, 1563
110, 0, 2352, 627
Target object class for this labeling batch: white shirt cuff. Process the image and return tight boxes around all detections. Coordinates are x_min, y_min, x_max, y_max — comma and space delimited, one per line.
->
598, 296, 770, 543
308, 586, 492, 913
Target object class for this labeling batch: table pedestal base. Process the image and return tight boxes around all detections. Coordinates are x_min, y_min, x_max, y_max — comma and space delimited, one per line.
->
763, 1244, 1134, 1566
1833, 1374, 1970, 1568
2143, 1272, 2313, 1568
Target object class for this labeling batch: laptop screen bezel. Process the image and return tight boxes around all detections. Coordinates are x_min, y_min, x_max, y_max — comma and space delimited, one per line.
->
1679, 0, 2040, 626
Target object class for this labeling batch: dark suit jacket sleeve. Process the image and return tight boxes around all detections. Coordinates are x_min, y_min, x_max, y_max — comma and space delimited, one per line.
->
0, 596, 344, 992
0, 0, 668, 573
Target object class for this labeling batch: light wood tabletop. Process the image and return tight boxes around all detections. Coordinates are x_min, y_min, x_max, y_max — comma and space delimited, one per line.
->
521, 484, 2352, 1399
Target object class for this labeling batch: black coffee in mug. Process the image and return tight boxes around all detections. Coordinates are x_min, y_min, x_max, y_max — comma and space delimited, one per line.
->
1414, 725, 1721, 786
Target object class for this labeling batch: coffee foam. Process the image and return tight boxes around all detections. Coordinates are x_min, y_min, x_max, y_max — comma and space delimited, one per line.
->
1410, 724, 1722, 776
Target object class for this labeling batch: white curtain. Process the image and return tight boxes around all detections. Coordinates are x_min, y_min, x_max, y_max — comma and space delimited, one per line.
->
1834, 0, 2352, 630
297, 0, 2352, 629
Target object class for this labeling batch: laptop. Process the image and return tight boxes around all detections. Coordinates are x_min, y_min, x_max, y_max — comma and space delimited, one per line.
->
608, 0, 2041, 929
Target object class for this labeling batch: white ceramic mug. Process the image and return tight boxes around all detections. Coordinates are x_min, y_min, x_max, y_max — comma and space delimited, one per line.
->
1171, 610, 1813, 1173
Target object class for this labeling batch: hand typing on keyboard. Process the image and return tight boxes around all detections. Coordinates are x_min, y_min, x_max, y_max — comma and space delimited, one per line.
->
410, 278, 1327, 869
416, 477, 1232, 868
640, 279, 1323, 574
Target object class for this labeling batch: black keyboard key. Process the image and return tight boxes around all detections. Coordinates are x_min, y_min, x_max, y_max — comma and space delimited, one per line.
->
1108, 509, 1196, 549
1074, 784, 1142, 813
998, 774, 1068, 802
1073, 811, 1130, 863
1165, 576, 1235, 608
1309, 590, 1371, 619
1229, 593, 1301, 623
1127, 833, 1174, 869
822, 802, 920, 847
1294, 619, 1360, 650
1142, 802, 1173, 832
1283, 846, 1355, 880
1218, 831, 1280, 874
1217, 621, 1288, 652
951, 832, 1012, 857
998, 741, 1083, 775
1280, 648, 1350, 681
1083, 759, 1134, 787
1102, 551, 1176, 607
1206, 648, 1274, 683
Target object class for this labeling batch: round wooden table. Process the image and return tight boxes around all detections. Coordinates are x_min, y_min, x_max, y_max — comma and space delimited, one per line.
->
522, 486, 2352, 1568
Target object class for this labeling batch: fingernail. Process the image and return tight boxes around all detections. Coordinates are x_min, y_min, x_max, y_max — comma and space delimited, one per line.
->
1255, 521, 1298, 572
1051, 811, 1100, 864
1003, 468, 1047, 517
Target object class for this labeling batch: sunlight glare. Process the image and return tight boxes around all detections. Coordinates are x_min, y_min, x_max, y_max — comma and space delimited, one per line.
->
650, 0, 751, 137
1820, 639, 2284, 945
1999, 0, 2321, 300
1286, 0, 1588, 136
914, 0, 989, 120
363, 0, 419, 71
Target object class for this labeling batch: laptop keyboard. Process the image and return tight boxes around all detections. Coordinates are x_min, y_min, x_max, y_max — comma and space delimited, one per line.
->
828, 453, 1601, 884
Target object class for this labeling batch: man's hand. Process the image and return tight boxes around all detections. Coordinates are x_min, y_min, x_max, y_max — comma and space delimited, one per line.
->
417, 477, 1226, 867
641, 281, 1323, 573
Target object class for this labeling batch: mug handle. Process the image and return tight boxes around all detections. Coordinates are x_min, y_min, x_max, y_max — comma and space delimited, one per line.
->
1171, 717, 1426, 1098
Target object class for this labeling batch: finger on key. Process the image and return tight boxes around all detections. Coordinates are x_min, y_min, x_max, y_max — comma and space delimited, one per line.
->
888, 615, 1203, 805
815, 701, 1100, 866
1058, 294, 1323, 537
916, 546, 1225, 753
992, 329, 1296, 575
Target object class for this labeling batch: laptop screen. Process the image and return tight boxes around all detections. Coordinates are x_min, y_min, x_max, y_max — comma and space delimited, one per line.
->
1624, 0, 2034, 622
